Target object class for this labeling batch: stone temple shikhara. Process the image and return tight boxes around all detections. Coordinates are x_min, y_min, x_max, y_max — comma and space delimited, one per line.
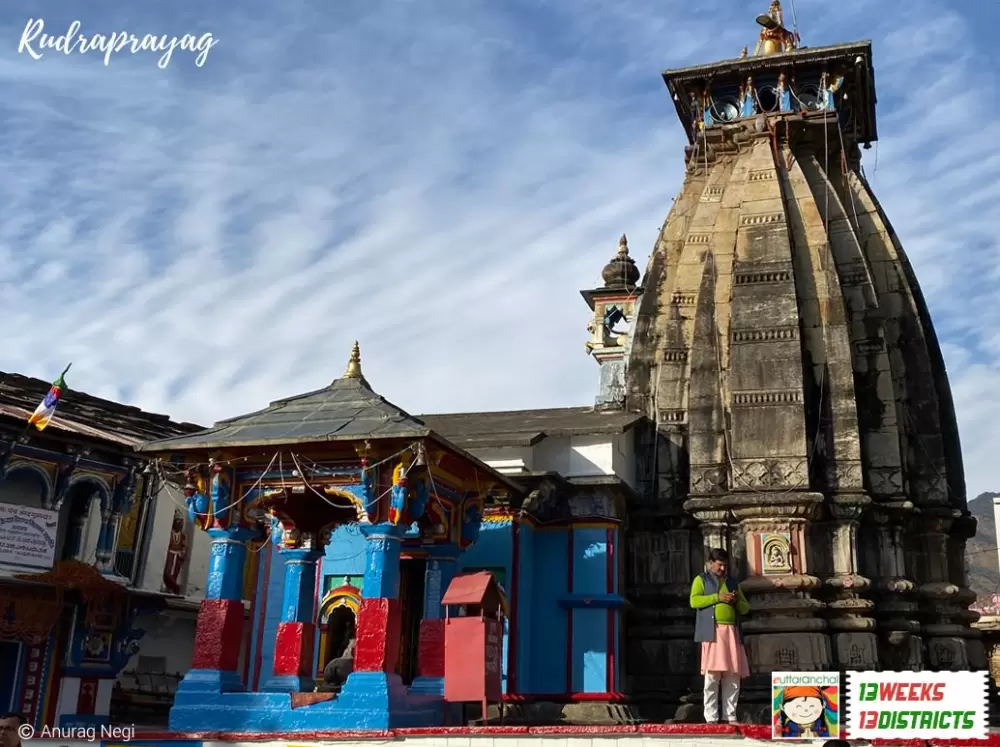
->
603, 0, 982, 718
128, 1, 982, 733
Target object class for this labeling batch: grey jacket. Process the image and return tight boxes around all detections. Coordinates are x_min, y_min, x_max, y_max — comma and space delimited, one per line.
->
692, 571, 743, 644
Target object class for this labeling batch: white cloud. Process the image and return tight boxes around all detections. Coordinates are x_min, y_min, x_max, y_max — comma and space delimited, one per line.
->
0, 0, 998, 498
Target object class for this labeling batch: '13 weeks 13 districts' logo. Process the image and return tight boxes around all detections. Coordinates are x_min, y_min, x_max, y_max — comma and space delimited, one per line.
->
771, 671, 840, 740
846, 670, 988, 740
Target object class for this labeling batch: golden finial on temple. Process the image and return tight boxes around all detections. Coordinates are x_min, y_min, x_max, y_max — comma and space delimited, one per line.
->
753, 0, 798, 56
618, 233, 629, 256
342, 340, 368, 385
740, 46, 748, 58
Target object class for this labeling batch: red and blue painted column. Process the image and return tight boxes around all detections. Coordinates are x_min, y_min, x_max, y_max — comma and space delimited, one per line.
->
410, 545, 461, 697
175, 526, 253, 695
264, 546, 323, 692
337, 521, 436, 726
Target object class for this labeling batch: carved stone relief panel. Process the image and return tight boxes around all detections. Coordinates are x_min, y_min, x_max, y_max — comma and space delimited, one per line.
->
690, 464, 727, 494
867, 466, 904, 497
731, 458, 808, 490
880, 634, 923, 671
745, 632, 832, 673
761, 532, 792, 575
833, 632, 878, 669
925, 638, 969, 671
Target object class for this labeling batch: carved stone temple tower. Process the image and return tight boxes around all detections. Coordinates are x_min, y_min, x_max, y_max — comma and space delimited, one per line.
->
618, 1, 983, 720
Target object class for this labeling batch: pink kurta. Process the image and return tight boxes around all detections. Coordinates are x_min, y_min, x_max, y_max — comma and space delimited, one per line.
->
700, 623, 750, 677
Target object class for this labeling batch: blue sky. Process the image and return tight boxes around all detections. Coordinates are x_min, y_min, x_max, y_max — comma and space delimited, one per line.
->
2, 0, 999, 496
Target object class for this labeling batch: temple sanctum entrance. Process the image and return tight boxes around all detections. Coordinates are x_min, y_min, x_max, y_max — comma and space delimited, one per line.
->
397, 557, 426, 685
323, 606, 356, 666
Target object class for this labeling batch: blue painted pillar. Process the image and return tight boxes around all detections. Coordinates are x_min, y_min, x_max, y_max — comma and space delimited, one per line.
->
175, 527, 253, 697
337, 522, 432, 727
423, 546, 461, 619
410, 545, 461, 696
206, 529, 249, 601
264, 546, 323, 692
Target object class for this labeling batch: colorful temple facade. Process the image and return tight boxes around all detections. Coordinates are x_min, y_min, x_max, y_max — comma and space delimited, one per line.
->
0, 372, 198, 729
137, 345, 531, 730
131, 2, 981, 732
0, 1, 982, 737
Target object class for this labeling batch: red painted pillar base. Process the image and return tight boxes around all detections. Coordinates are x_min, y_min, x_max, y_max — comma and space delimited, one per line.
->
192, 599, 244, 670
416, 618, 445, 678
354, 597, 402, 672
273, 621, 317, 677
177, 599, 245, 693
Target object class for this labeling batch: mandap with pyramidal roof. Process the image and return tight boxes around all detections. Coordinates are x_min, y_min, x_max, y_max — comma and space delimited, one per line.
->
136, 343, 524, 731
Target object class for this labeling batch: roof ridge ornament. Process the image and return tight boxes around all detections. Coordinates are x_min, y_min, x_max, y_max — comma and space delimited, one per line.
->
618, 233, 629, 256
341, 341, 369, 387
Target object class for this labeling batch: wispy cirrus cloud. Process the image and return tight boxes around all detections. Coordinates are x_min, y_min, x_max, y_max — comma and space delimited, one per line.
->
1, 0, 998, 497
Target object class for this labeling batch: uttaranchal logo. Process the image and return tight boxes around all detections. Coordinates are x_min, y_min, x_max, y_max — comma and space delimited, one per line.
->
771, 671, 841, 740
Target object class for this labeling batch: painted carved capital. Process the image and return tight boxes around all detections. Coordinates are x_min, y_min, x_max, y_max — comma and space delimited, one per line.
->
684, 504, 730, 524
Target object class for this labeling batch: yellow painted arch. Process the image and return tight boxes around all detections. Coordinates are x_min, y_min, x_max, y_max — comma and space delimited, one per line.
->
319, 585, 361, 620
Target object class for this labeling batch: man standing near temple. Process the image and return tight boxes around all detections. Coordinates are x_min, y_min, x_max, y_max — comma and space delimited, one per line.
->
689, 548, 750, 724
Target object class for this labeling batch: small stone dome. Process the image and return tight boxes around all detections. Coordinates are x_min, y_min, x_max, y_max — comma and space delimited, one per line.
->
602, 234, 640, 289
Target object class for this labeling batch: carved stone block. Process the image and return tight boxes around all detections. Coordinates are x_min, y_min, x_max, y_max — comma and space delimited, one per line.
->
925, 637, 969, 671
832, 632, 878, 669
745, 632, 832, 672
731, 459, 808, 490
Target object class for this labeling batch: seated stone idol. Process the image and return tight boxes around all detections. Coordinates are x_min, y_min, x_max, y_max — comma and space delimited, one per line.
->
318, 638, 355, 693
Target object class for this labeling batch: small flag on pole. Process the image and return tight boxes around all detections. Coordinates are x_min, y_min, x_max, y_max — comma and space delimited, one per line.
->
28, 363, 72, 431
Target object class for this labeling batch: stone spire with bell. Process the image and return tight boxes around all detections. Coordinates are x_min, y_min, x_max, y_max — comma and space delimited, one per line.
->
581, 234, 643, 409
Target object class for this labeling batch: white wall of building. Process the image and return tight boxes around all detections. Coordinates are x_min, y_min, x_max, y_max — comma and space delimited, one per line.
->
469, 430, 637, 488
469, 446, 535, 474
118, 480, 251, 691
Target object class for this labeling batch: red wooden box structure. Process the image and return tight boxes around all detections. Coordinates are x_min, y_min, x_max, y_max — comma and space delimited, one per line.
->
442, 571, 506, 723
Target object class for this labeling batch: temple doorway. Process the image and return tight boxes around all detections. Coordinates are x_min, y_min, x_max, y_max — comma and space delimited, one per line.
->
396, 557, 426, 685
323, 606, 356, 666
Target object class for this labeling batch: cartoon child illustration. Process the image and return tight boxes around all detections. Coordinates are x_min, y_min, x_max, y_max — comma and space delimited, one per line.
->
774, 685, 838, 738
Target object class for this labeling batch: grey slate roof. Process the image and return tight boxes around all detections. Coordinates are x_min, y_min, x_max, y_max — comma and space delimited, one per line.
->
419, 407, 644, 448
136, 377, 433, 452
0, 371, 201, 448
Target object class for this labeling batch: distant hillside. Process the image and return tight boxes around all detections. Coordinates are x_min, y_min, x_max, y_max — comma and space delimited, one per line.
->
967, 492, 1000, 598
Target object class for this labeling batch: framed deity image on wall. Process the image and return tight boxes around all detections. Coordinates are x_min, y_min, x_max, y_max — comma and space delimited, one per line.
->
761, 532, 792, 575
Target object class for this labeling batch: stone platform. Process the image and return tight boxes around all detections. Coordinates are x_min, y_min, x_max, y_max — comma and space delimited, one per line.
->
121, 724, 1000, 747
